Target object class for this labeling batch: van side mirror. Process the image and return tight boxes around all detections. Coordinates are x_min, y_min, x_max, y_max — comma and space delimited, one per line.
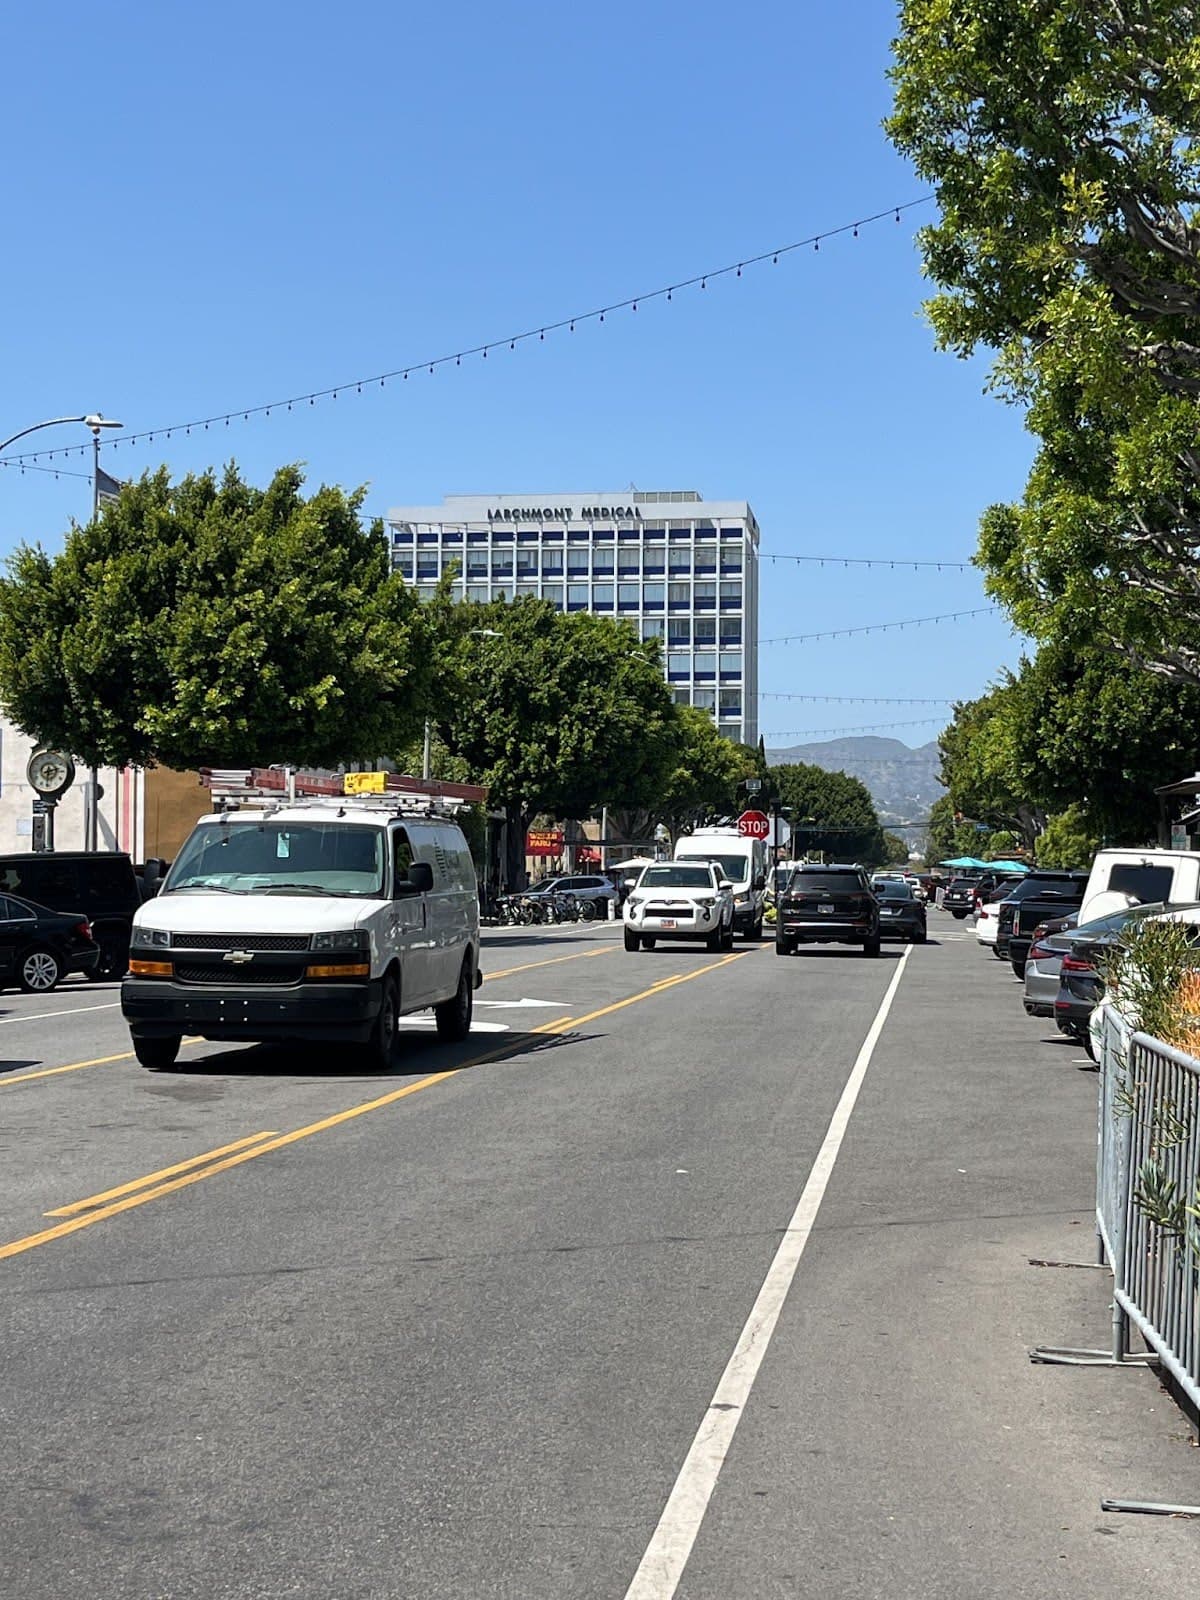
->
718, 878, 734, 892
396, 861, 434, 897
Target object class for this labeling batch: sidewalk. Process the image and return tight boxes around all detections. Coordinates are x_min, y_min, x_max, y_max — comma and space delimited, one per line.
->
682, 911, 1200, 1598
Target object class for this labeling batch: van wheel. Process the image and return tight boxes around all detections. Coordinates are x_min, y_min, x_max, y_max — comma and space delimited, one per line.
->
435, 956, 474, 1042
134, 1035, 181, 1071
19, 946, 62, 993
367, 974, 399, 1067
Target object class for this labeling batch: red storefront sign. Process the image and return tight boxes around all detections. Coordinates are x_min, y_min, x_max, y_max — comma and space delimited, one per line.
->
527, 828, 565, 857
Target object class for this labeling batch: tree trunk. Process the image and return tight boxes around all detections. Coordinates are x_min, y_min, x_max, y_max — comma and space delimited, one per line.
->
504, 801, 529, 891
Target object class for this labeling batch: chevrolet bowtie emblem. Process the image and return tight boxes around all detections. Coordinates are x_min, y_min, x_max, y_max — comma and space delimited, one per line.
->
223, 950, 254, 964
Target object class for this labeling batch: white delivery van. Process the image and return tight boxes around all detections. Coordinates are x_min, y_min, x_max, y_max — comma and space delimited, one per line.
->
121, 786, 480, 1070
1079, 847, 1200, 925
673, 825, 768, 940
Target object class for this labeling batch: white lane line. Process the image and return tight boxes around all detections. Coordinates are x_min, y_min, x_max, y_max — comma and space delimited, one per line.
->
0, 1001, 120, 1027
623, 946, 913, 1600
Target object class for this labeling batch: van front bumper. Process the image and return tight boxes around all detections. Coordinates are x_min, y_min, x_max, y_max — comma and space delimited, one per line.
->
121, 977, 383, 1044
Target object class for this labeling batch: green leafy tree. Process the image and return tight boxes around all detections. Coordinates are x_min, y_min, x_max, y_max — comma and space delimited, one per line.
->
925, 793, 995, 863
0, 464, 432, 768
938, 686, 1044, 849
1036, 804, 1102, 869
769, 762, 887, 863
439, 598, 676, 887
882, 830, 911, 865
655, 710, 760, 843
888, 2, 1200, 682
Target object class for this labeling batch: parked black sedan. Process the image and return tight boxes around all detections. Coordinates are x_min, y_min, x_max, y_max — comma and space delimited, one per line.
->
1054, 901, 1200, 1051
875, 880, 927, 942
0, 893, 99, 992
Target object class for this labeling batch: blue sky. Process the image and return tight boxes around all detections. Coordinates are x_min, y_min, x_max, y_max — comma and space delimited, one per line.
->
0, 1, 1032, 750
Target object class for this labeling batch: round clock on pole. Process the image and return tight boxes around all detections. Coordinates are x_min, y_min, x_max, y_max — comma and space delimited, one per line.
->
27, 748, 76, 800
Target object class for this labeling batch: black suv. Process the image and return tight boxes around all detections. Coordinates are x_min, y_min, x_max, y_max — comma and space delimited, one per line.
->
996, 870, 1088, 970
941, 878, 977, 918
0, 852, 143, 978
775, 864, 881, 957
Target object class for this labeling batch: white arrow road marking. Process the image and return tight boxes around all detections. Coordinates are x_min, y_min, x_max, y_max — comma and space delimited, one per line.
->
475, 997, 567, 1010
405, 1018, 510, 1034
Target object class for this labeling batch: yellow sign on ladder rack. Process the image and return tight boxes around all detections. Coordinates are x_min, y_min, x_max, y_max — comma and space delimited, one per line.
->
343, 771, 387, 795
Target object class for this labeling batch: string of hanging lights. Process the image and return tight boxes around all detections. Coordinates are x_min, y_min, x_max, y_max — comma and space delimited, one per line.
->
761, 606, 998, 645
0, 195, 934, 468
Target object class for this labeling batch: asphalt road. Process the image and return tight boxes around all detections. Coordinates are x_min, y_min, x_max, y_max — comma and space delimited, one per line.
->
2, 911, 1198, 1598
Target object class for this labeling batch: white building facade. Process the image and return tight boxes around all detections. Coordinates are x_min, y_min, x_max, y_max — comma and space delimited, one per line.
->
0, 716, 145, 856
385, 489, 759, 747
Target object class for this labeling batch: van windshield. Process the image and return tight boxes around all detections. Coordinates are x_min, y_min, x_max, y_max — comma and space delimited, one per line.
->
677, 852, 749, 885
165, 822, 386, 898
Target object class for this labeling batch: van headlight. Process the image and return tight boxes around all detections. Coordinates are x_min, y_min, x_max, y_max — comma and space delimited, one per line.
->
311, 930, 369, 952
130, 927, 170, 949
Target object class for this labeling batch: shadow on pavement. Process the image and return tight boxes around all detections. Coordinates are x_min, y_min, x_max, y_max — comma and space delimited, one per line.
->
140, 1025, 581, 1082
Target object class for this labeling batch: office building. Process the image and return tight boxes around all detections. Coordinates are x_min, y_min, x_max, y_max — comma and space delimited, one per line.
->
385, 489, 759, 746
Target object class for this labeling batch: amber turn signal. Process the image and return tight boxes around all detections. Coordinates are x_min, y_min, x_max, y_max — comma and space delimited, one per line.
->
129, 959, 173, 978
306, 962, 371, 979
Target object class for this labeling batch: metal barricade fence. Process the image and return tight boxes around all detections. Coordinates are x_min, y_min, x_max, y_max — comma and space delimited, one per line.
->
1096, 1004, 1134, 1278
1115, 1032, 1200, 1413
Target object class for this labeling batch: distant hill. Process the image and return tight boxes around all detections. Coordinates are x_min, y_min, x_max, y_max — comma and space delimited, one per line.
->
766, 736, 944, 829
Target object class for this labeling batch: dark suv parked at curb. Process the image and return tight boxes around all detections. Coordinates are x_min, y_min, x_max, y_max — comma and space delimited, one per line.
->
775, 864, 881, 957
996, 870, 1088, 973
0, 852, 142, 978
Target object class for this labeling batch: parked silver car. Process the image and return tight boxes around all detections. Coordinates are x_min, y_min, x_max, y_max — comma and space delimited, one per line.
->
1022, 914, 1079, 1017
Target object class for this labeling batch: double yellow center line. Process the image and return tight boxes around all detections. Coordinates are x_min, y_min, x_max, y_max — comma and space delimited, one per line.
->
0, 943, 756, 1263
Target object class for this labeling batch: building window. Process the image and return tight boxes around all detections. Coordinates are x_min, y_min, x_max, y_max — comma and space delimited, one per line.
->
719, 689, 741, 717
720, 546, 743, 573
719, 580, 742, 608
394, 558, 414, 581
668, 582, 690, 610
719, 650, 743, 679
516, 549, 538, 576
694, 541, 717, 574
643, 582, 665, 610
694, 581, 716, 610
643, 542, 666, 574
618, 550, 640, 576
719, 619, 742, 645
466, 552, 488, 579
668, 618, 690, 645
417, 530, 438, 545
467, 530, 488, 544
618, 583, 639, 609
416, 560, 439, 581
593, 583, 615, 609
516, 583, 538, 599
673, 688, 692, 705
542, 544, 564, 575
542, 582, 564, 609
693, 688, 716, 712
667, 653, 690, 681
442, 529, 462, 545
593, 545, 615, 576
391, 527, 414, 544
668, 548, 691, 574
467, 584, 489, 603
694, 617, 717, 644
567, 583, 589, 610
567, 548, 589, 574
493, 584, 514, 604
642, 618, 665, 639
694, 651, 717, 680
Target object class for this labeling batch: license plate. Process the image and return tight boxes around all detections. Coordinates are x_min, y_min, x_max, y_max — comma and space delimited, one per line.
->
818, 904, 835, 914
660, 918, 677, 929
882, 908, 898, 916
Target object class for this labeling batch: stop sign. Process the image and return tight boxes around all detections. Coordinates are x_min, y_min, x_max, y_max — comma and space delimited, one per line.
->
737, 809, 770, 840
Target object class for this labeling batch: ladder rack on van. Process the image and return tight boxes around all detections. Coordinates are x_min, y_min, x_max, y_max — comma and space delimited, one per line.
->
198, 767, 488, 816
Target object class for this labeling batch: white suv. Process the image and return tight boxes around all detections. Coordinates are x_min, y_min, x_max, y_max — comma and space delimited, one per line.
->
122, 796, 480, 1070
624, 862, 735, 952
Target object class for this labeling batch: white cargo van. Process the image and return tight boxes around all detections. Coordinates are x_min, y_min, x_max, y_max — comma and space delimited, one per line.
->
121, 787, 480, 1070
673, 825, 768, 939
1079, 847, 1200, 925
